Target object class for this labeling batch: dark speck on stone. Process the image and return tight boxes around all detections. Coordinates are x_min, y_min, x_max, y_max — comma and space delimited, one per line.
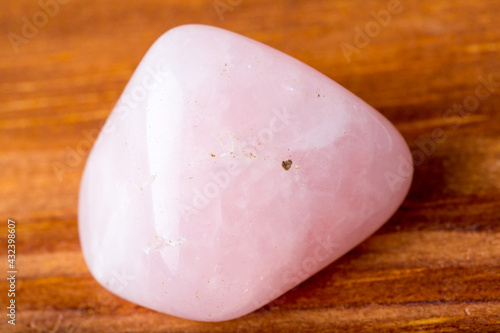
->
282, 159, 293, 171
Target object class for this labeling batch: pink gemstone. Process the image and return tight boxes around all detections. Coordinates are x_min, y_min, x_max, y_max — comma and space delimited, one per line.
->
79, 24, 413, 321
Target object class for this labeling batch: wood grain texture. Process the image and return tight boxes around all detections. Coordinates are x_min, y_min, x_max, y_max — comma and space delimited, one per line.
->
1, 0, 500, 332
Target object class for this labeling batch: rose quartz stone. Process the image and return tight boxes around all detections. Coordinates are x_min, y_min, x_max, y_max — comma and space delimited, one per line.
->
79, 24, 413, 322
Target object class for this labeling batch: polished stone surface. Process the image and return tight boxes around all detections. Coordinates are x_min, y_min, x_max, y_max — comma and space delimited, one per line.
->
79, 24, 413, 322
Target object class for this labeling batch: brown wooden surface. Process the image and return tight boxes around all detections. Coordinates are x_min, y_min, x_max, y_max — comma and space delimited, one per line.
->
1, 0, 500, 332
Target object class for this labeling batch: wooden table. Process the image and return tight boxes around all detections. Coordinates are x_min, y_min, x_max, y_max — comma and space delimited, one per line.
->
1, 0, 499, 332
